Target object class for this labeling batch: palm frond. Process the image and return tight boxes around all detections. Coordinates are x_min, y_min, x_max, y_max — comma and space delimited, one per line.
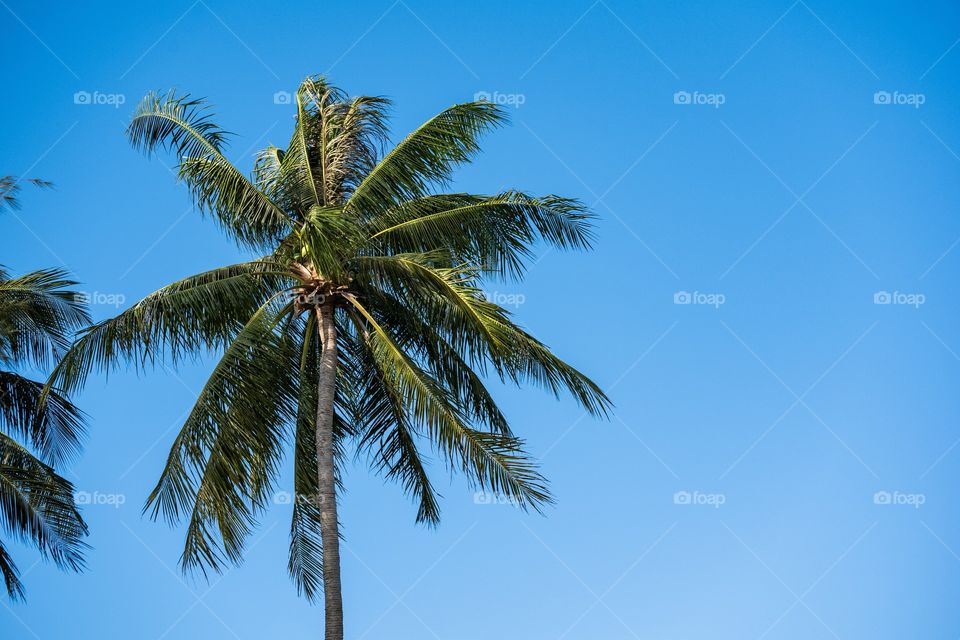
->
348, 102, 506, 219
0, 371, 85, 466
0, 432, 88, 575
355, 254, 610, 417
0, 541, 24, 600
349, 320, 442, 525
48, 260, 290, 394
353, 286, 510, 436
127, 91, 292, 249
344, 295, 551, 511
0, 268, 90, 369
365, 191, 596, 276
144, 296, 297, 576
0, 176, 53, 212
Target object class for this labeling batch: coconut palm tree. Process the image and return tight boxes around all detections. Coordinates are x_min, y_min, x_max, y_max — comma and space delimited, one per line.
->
0, 264, 89, 599
50, 76, 610, 639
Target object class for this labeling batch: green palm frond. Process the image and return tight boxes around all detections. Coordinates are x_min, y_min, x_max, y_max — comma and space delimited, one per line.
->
344, 295, 551, 511
0, 371, 85, 466
351, 323, 442, 525
127, 91, 293, 249
49, 260, 290, 394
295, 206, 364, 281
319, 94, 390, 203
288, 320, 325, 600
490, 320, 611, 418
348, 102, 506, 219
365, 191, 596, 276
282, 77, 389, 210
0, 432, 88, 575
144, 296, 296, 574
0, 268, 91, 368
355, 286, 510, 436
0, 541, 24, 601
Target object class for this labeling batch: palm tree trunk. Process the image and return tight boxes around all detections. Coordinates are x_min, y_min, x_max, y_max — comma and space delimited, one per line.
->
314, 302, 343, 640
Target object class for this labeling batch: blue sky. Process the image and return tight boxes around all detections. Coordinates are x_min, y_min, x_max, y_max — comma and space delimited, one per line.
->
2, 0, 959, 637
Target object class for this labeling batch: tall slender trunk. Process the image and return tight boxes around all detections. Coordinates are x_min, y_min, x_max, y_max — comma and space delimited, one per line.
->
315, 302, 343, 640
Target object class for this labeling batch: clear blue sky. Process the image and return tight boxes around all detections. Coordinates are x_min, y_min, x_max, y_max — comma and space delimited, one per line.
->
2, 1, 959, 638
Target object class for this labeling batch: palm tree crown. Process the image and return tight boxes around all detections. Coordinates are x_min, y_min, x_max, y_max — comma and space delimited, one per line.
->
51, 75, 610, 637
0, 265, 89, 599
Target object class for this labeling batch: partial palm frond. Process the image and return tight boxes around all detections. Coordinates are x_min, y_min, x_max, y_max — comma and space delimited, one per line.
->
348, 319, 441, 525
0, 541, 24, 600
0, 176, 53, 212
354, 285, 510, 436
348, 102, 507, 219
0, 432, 88, 575
127, 91, 292, 248
144, 296, 297, 575
319, 94, 390, 204
490, 321, 611, 418
0, 268, 90, 369
279, 77, 390, 213
365, 191, 596, 276
0, 371, 85, 466
355, 254, 610, 417
344, 295, 551, 511
48, 260, 290, 394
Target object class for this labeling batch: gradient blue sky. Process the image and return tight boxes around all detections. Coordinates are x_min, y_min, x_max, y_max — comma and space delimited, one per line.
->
2, 1, 959, 638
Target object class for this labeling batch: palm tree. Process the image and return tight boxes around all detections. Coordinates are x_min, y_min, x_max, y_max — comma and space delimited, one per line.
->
0, 263, 90, 599
51, 76, 610, 639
